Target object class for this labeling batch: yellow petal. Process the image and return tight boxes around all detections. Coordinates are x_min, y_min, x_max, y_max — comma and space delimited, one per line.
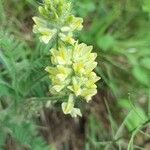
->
62, 94, 74, 114
70, 108, 82, 117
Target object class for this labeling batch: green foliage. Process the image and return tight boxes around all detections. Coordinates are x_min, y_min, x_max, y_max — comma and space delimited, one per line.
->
118, 98, 148, 131
75, 0, 150, 149
0, 11, 52, 149
142, 0, 150, 13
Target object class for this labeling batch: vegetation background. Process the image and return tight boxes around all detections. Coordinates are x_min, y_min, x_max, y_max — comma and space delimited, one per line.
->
0, 0, 150, 150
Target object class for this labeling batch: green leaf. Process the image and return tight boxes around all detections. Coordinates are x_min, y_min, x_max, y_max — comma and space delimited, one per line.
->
132, 66, 149, 86
142, 0, 150, 13
0, 84, 9, 96
118, 99, 132, 109
96, 34, 115, 51
141, 57, 150, 69
30, 137, 50, 150
75, 1, 96, 18
11, 123, 33, 146
125, 107, 148, 131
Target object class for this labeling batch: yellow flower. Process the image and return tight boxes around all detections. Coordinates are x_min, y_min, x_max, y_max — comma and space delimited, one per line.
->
67, 77, 82, 96
32, 17, 57, 44
81, 88, 97, 102
50, 47, 72, 65
59, 32, 76, 45
46, 42, 100, 101
33, 0, 83, 45
62, 94, 82, 117
33, 0, 100, 117
66, 15, 83, 31
62, 94, 74, 114
45, 65, 72, 93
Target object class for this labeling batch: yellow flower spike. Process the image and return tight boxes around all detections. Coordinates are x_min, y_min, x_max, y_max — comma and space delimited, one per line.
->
46, 42, 100, 97
33, 0, 83, 45
33, 0, 100, 117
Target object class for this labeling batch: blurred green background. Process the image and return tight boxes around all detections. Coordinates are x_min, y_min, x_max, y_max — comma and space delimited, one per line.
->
0, 0, 150, 150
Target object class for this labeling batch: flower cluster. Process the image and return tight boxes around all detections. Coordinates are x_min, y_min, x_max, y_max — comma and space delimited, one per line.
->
33, 0, 100, 117
45, 42, 100, 100
33, 0, 83, 44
